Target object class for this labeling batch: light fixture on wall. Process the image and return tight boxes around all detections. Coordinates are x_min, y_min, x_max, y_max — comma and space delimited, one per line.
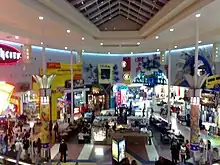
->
100, 42, 103, 46
15, 36, 19, 39
174, 45, 178, 48
108, 52, 110, 54
65, 47, 68, 50
157, 49, 160, 52
131, 52, 133, 54
155, 36, 159, 39
82, 37, 85, 41
137, 42, 141, 45
169, 28, 174, 32
198, 41, 202, 44
40, 42, 43, 45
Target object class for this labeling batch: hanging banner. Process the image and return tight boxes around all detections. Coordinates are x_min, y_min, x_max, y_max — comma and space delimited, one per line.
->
122, 57, 131, 84
98, 64, 113, 84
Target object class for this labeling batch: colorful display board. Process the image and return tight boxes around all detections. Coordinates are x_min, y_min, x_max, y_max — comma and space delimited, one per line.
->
98, 64, 113, 84
33, 62, 82, 120
0, 82, 14, 114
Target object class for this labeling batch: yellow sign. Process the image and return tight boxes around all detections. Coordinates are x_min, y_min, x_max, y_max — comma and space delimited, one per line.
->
33, 62, 83, 121
123, 72, 131, 84
40, 103, 50, 145
98, 64, 113, 84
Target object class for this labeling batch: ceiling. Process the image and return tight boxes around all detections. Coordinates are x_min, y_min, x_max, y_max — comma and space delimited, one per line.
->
66, 0, 169, 31
0, 0, 218, 54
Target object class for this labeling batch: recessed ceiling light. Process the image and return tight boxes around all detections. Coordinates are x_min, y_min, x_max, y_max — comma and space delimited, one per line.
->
81, 1, 84, 4
198, 40, 202, 43
38, 16, 44, 20
100, 42, 103, 46
169, 28, 174, 32
174, 45, 178, 48
155, 36, 159, 39
101, 1, 103, 3
108, 52, 110, 54
137, 42, 141, 45
131, 52, 133, 54
40, 42, 43, 45
109, 17, 111, 20
66, 29, 71, 33
157, 49, 160, 52
15, 36, 19, 39
65, 47, 68, 50
96, 17, 98, 20
82, 37, 85, 40
195, 13, 201, 18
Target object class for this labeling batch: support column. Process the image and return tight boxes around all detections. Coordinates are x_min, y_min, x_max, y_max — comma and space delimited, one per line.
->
42, 47, 46, 75
70, 50, 74, 120
167, 45, 172, 124
190, 89, 201, 151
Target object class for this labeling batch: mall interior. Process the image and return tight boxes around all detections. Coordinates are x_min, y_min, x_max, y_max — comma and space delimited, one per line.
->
0, 0, 220, 165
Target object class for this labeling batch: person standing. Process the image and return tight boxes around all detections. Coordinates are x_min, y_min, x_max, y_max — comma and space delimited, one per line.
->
207, 140, 213, 165
180, 143, 186, 165
170, 139, 180, 164
59, 139, 68, 163
54, 122, 59, 140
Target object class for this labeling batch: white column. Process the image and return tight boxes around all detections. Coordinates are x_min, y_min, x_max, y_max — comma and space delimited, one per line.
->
42, 47, 46, 75
167, 45, 172, 124
70, 50, 74, 119
194, 18, 199, 86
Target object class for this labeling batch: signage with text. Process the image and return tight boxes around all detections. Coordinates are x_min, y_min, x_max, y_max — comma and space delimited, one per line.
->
0, 44, 22, 64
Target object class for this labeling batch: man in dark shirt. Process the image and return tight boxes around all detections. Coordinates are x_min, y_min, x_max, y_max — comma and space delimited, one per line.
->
59, 139, 68, 163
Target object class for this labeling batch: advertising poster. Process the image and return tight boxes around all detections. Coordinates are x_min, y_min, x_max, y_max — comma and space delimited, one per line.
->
118, 140, 126, 162
112, 140, 118, 161
72, 63, 83, 80
98, 64, 113, 84
40, 102, 50, 147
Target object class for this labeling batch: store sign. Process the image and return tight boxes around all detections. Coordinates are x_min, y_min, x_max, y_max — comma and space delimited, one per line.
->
0, 44, 22, 64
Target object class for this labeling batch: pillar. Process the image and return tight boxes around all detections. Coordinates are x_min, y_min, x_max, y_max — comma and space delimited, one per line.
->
33, 75, 55, 160
189, 89, 201, 151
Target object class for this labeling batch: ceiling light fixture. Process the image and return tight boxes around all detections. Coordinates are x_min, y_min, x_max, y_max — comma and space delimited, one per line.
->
195, 13, 201, 18
137, 42, 141, 45
131, 52, 133, 54
15, 36, 19, 39
40, 42, 43, 45
108, 52, 110, 54
157, 49, 160, 52
100, 43, 103, 46
81, 1, 84, 4
198, 40, 202, 43
65, 47, 68, 50
174, 45, 178, 48
169, 28, 174, 32
66, 29, 71, 33
155, 36, 159, 39
82, 49, 85, 52
38, 16, 44, 20
82, 37, 85, 40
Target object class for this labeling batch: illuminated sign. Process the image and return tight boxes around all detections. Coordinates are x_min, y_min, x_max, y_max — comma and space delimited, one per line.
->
0, 44, 22, 64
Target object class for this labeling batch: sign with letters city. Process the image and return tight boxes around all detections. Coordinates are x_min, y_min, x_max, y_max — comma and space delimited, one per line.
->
0, 44, 22, 64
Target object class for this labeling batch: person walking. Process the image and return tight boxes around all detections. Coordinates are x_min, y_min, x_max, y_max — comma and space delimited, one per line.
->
170, 139, 180, 164
59, 139, 68, 163
54, 122, 59, 140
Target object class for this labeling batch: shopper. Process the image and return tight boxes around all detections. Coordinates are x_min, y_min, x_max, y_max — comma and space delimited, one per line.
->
54, 122, 59, 140
185, 140, 190, 159
207, 140, 213, 165
180, 143, 186, 164
36, 138, 41, 157
59, 139, 68, 163
49, 120, 53, 136
170, 139, 180, 164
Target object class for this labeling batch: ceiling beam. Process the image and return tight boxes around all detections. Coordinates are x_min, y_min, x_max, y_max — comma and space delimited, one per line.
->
120, 5, 148, 23
83, 0, 111, 16
92, 6, 119, 24
96, 11, 120, 26
79, 0, 97, 11
129, 0, 155, 14
120, 10, 144, 25
120, 0, 151, 19
88, 1, 118, 20
142, 0, 161, 10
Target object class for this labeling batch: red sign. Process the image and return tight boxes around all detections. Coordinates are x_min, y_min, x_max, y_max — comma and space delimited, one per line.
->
0, 44, 22, 64
122, 57, 131, 72
46, 62, 61, 69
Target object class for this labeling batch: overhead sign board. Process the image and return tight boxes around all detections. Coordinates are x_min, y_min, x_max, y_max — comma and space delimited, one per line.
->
0, 44, 22, 64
